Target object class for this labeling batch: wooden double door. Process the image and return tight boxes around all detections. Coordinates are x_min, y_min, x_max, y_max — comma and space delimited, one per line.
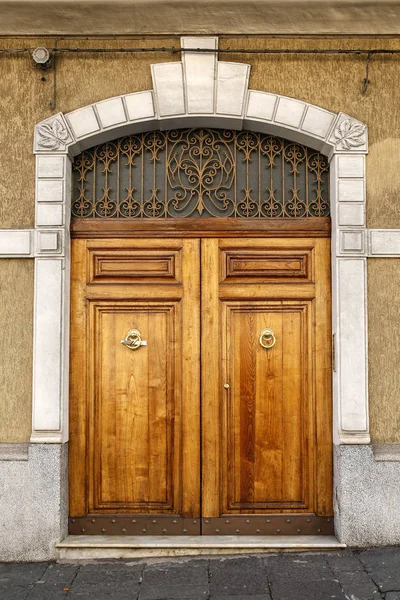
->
69, 236, 333, 536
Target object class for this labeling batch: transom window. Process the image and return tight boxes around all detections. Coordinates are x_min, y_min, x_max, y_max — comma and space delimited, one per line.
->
72, 128, 329, 219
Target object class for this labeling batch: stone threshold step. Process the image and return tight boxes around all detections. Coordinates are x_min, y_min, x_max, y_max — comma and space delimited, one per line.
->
57, 535, 345, 560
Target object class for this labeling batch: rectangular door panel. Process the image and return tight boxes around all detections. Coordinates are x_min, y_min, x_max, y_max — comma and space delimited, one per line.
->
222, 302, 312, 513
220, 248, 313, 284
89, 303, 178, 513
88, 247, 181, 284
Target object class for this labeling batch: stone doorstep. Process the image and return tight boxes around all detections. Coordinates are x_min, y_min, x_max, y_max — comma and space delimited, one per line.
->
57, 535, 345, 560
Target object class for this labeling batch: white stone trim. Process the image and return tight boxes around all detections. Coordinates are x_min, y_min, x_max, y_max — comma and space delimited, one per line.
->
0, 230, 32, 257
30, 270, 70, 443
181, 37, 218, 115
0, 229, 66, 258
57, 535, 345, 560
369, 230, 400, 256
336, 258, 369, 443
26, 36, 376, 445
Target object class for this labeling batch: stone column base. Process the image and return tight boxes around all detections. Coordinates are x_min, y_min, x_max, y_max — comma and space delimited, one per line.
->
334, 444, 400, 546
0, 443, 68, 562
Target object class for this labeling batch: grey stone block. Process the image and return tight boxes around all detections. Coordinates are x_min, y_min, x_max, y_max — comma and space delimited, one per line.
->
325, 552, 365, 572
74, 562, 142, 584
142, 560, 208, 586
333, 569, 381, 599
0, 444, 68, 562
386, 593, 400, 600
211, 596, 271, 600
28, 586, 68, 599
68, 581, 137, 600
334, 445, 400, 547
266, 554, 347, 599
71, 579, 140, 594
358, 548, 400, 592
0, 586, 32, 600
261, 555, 282, 568
140, 560, 209, 600
0, 562, 47, 586
209, 556, 267, 596
139, 585, 208, 600
39, 562, 78, 584
266, 555, 331, 583
269, 579, 345, 600
23, 563, 79, 599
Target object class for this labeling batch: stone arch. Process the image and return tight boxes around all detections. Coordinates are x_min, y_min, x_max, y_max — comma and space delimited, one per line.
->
32, 36, 369, 449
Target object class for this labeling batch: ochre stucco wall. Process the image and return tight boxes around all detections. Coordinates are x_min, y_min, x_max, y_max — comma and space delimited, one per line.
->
368, 260, 400, 444
0, 36, 399, 442
0, 260, 33, 442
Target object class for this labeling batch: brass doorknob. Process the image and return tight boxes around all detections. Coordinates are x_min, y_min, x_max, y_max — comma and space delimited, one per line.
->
259, 328, 276, 350
120, 329, 147, 350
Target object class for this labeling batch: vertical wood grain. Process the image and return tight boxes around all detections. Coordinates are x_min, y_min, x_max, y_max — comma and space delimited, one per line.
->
281, 308, 303, 505
181, 239, 201, 517
69, 239, 88, 515
314, 238, 333, 515
201, 238, 221, 517
255, 309, 284, 505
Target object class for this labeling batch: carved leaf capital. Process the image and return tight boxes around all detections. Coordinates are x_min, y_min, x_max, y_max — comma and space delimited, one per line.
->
36, 115, 72, 151
334, 118, 366, 151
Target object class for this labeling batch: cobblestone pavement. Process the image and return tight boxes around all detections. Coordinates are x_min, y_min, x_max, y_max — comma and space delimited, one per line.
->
1, 548, 400, 599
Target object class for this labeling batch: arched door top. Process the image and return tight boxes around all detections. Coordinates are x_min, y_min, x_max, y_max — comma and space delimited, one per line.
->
34, 37, 367, 160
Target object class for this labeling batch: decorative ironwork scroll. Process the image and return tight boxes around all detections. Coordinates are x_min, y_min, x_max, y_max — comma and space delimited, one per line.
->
71, 129, 329, 218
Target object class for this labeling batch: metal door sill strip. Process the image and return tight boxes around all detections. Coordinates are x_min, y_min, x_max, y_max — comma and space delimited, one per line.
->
57, 535, 345, 559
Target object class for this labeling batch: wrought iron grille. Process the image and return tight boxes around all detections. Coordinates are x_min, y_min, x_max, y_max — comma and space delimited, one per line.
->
71, 129, 329, 219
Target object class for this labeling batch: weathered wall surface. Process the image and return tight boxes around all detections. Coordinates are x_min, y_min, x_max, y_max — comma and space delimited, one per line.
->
2, 1, 400, 36
368, 260, 400, 444
0, 35, 399, 442
0, 260, 33, 442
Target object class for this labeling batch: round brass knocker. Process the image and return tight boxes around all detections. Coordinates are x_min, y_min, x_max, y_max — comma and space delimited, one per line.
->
121, 329, 145, 350
259, 328, 276, 350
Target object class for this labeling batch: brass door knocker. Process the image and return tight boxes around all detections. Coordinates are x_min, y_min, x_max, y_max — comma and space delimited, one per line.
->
120, 329, 148, 350
259, 328, 276, 350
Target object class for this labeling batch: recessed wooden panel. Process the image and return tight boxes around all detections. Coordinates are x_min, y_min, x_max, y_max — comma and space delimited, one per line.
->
88, 248, 181, 284
222, 303, 312, 513
220, 248, 313, 283
89, 303, 178, 513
